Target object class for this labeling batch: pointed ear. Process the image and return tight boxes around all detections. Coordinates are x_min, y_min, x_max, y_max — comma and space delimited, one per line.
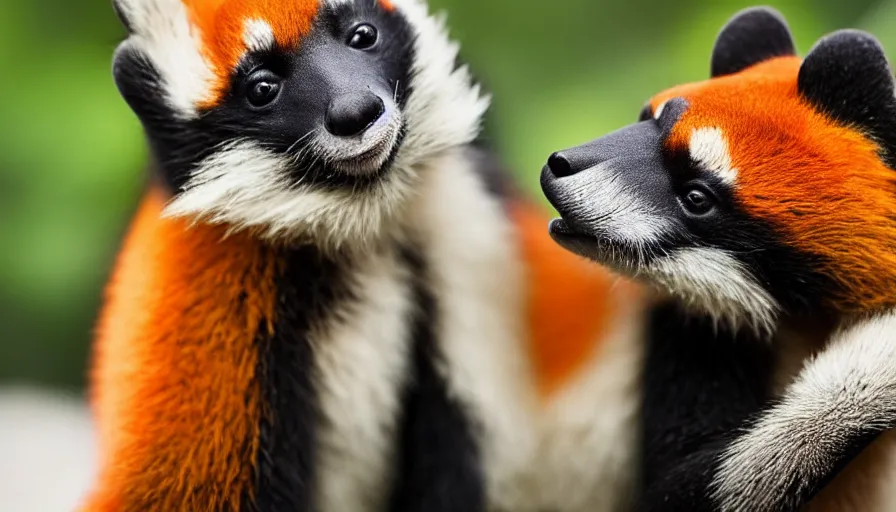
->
798, 30, 896, 167
711, 7, 796, 78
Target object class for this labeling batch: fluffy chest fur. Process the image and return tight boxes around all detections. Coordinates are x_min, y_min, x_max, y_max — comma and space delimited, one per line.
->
270, 148, 648, 512
528, 291, 646, 512
405, 149, 646, 512
97, 0, 650, 509
311, 248, 415, 512
86, 148, 648, 512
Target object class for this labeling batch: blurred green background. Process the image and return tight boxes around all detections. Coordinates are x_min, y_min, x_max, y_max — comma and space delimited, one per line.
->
1, 0, 895, 392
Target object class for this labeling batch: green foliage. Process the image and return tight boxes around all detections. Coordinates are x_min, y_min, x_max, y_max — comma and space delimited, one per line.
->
0, 0, 891, 389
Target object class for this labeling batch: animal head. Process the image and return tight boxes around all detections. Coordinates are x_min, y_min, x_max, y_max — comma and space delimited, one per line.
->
113, 0, 488, 250
541, 7, 896, 335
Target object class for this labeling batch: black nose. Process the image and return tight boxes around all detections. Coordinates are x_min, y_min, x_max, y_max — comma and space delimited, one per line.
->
325, 92, 385, 137
547, 152, 574, 178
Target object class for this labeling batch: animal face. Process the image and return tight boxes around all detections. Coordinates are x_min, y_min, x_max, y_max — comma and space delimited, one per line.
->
113, 0, 488, 248
542, 7, 896, 334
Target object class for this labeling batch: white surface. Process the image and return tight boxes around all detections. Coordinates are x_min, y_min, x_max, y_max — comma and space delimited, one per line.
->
0, 387, 96, 512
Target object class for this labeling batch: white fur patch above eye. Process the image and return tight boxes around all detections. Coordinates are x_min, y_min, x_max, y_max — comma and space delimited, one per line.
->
647, 247, 778, 335
243, 19, 276, 53
154, 0, 489, 252
654, 100, 668, 120
689, 127, 738, 186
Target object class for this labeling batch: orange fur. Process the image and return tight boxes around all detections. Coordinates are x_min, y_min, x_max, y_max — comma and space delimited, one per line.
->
511, 201, 619, 397
186, 0, 321, 106
83, 185, 628, 509
651, 57, 896, 313
82, 186, 278, 511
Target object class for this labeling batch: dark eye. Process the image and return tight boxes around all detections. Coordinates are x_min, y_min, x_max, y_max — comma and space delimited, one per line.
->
348, 24, 378, 49
246, 72, 281, 108
681, 186, 715, 216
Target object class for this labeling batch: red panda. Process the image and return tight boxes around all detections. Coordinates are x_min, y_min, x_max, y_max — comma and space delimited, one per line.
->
83, 0, 648, 510
542, 6, 896, 511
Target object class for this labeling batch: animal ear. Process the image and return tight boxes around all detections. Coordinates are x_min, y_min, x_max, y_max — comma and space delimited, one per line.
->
110, 0, 214, 119
798, 30, 896, 166
711, 7, 796, 78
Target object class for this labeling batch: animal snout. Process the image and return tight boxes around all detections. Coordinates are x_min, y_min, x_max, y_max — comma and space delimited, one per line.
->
546, 152, 575, 178
325, 91, 385, 137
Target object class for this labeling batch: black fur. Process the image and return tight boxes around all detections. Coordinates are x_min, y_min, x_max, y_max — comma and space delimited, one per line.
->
638, 102, 653, 122
636, 302, 776, 512
112, 0, 416, 194
798, 30, 896, 169
112, 43, 204, 192
717, 200, 839, 317
253, 246, 351, 512
544, 93, 840, 319
542, 99, 691, 269
388, 247, 485, 512
466, 143, 516, 202
544, 9, 896, 512
710, 7, 796, 78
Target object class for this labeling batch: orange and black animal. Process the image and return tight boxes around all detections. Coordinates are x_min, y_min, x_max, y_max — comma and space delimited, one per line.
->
82, 0, 649, 510
543, 7, 896, 511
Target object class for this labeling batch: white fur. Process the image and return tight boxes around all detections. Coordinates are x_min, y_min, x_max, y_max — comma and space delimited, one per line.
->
689, 127, 738, 186
654, 100, 667, 120
324, 0, 490, 167
386, 0, 490, 171
532, 295, 647, 512
402, 147, 649, 512
313, 248, 414, 512
243, 19, 275, 54
114, 0, 215, 118
647, 247, 779, 335
122, 3, 647, 510
409, 149, 540, 509
712, 311, 896, 511
312, 109, 405, 176
559, 161, 676, 246
146, 0, 488, 250
162, 141, 413, 252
